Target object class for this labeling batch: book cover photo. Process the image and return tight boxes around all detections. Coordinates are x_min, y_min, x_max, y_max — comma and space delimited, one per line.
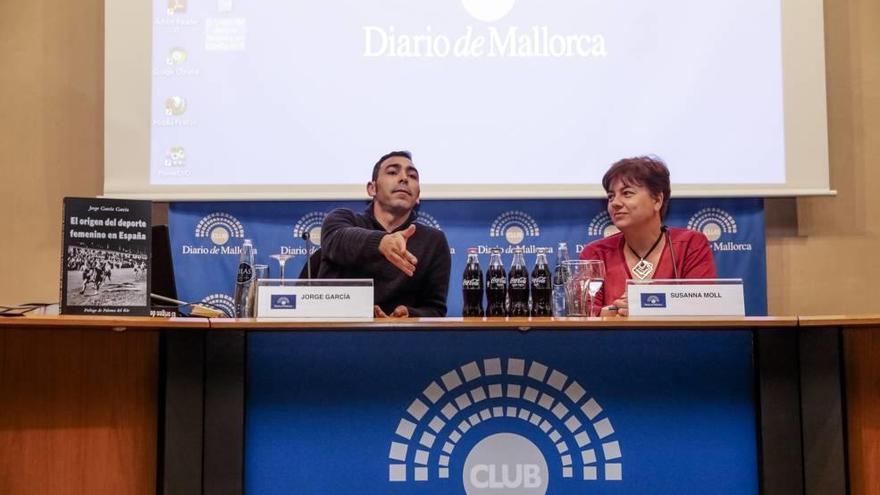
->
60, 197, 152, 316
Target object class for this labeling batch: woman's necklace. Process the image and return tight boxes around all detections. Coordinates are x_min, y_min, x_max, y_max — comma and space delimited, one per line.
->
627, 231, 665, 280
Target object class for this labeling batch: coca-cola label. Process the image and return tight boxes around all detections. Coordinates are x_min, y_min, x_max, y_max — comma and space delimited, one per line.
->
532, 275, 548, 286
509, 276, 528, 288
488, 276, 507, 288
236, 262, 253, 284
462, 278, 482, 288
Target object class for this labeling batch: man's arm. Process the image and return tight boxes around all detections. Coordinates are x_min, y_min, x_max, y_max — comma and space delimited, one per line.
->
319, 209, 385, 266
406, 233, 451, 317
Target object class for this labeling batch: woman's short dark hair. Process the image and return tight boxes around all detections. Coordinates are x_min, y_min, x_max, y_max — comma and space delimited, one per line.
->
602, 156, 671, 218
372, 150, 412, 181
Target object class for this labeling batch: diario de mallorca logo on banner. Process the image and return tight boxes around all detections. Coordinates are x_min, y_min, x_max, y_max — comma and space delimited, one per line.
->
687, 208, 753, 252
363, 0, 607, 59
183, 212, 246, 255
574, 211, 619, 254
388, 357, 623, 494
200, 293, 235, 317
485, 211, 548, 254
287, 211, 327, 256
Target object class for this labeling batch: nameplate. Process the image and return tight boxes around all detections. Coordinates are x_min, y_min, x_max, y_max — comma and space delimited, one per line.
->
627, 279, 745, 316
256, 279, 373, 318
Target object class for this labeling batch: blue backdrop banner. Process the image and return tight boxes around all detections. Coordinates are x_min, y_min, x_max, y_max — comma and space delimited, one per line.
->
168, 198, 766, 316
245, 329, 758, 494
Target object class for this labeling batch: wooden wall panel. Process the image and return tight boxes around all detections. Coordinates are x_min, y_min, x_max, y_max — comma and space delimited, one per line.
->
0, 328, 158, 495
844, 328, 880, 495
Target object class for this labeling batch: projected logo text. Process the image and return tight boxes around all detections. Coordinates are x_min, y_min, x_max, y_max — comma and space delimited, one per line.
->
363, 26, 607, 59
388, 357, 624, 491
363, 2, 606, 59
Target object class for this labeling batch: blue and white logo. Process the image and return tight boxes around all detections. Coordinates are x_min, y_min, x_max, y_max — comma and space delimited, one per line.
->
687, 208, 737, 242
270, 294, 296, 309
640, 293, 667, 308
461, 0, 516, 22
587, 211, 619, 239
388, 357, 623, 491
195, 212, 245, 246
415, 211, 443, 231
293, 211, 327, 247
200, 293, 235, 317
687, 207, 753, 252
490, 211, 540, 246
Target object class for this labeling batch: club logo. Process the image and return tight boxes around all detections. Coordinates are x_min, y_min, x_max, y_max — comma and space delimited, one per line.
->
388, 357, 623, 489
461, 0, 516, 22
490, 211, 540, 245
640, 293, 666, 308
415, 211, 443, 231
195, 212, 245, 246
293, 212, 327, 247
200, 293, 235, 317
587, 211, 619, 238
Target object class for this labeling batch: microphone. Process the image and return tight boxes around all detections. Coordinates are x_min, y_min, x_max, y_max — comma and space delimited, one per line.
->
662, 225, 680, 279
301, 231, 312, 279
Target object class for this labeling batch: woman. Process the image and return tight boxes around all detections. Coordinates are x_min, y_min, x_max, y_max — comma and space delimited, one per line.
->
581, 156, 716, 316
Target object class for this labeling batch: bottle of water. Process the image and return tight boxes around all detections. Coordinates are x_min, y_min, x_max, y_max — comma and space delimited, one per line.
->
233, 239, 255, 317
552, 242, 570, 317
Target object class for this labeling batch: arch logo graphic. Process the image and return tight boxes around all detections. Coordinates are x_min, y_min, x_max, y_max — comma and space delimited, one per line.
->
586, 211, 619, 239
687, 208, 752, 252
388, 357, 623, 491
200, 293, 235, 317
195, 212, 245, 246
490, 211, 540, 246
293, 211, 327, 247
415, 211, 443, 231
461, 0, 516, 22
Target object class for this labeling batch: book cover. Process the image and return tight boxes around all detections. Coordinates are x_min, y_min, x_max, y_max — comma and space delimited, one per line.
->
60, 197, 152, 316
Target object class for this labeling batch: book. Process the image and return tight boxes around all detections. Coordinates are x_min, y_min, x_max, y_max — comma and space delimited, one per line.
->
60, 197, 152, 316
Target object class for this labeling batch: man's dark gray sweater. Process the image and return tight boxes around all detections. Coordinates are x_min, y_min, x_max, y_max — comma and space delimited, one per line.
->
317, 207, 451, 317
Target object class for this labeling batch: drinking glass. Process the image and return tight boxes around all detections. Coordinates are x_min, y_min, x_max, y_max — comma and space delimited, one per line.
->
269, 253, 293, 284
583, 260, 606, 316
562, 260, 592, 316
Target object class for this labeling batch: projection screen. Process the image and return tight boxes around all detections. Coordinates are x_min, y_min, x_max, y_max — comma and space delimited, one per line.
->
105, 0, 832, 199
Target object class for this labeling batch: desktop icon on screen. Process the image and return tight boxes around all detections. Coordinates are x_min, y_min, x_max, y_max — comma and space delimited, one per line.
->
167, 0, 186, 15
167, 48, 188, 66
165, 96, 188, 116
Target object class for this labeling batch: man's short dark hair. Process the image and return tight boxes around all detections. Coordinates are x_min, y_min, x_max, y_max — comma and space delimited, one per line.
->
372, 151, 413, 181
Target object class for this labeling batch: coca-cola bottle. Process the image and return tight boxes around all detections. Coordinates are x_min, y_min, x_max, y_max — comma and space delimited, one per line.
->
462, 247, 484, 317
485, 248, 507, 317
508, 247, 530, 317
531, 248, 552, 316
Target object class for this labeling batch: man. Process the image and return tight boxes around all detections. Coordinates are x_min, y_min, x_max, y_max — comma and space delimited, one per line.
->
318, 151, 451, 317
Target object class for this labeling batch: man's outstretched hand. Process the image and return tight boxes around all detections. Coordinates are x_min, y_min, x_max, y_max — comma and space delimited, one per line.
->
378, 224, 418, 276
374, 305, 410, 318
